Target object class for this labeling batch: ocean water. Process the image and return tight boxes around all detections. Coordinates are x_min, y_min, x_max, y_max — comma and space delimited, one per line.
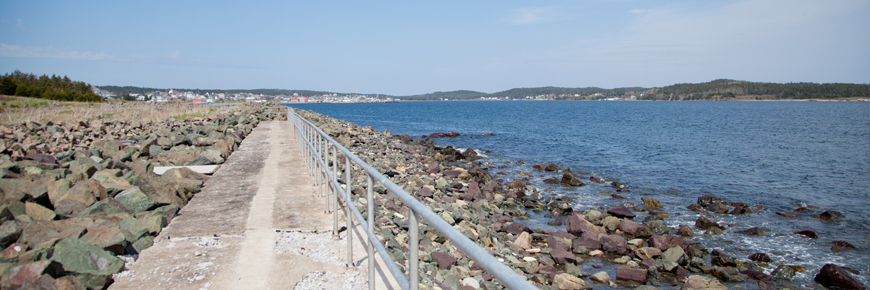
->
287, 100, 870, 285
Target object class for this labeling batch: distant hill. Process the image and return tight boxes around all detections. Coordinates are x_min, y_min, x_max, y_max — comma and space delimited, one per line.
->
399, 90, 486, 100
486, 86, 646, 99
639, 79, 869, 100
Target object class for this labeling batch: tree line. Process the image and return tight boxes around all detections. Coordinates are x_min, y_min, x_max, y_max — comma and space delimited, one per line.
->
641, 79, 869, 100
1, 70, 103, 102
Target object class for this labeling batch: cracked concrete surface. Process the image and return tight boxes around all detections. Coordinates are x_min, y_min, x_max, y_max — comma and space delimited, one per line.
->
109, 121, 399, 290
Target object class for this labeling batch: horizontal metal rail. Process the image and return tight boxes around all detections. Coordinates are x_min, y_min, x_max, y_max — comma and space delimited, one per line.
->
287, 108, 536, 290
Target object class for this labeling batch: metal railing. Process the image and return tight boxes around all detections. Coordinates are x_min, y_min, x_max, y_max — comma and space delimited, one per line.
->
287, 108, 536, 290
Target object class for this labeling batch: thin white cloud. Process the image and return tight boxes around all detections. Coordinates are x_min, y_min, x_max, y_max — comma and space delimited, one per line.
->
508, 6, 561, 25
167, 50, 180, 59
0, 44, 121, 61
15, 18, 25, 29
503, 0, 869, 87
628, 9, 647, 14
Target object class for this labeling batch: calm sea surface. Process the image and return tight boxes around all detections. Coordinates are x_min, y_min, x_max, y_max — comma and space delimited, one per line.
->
287, 101, 870, 285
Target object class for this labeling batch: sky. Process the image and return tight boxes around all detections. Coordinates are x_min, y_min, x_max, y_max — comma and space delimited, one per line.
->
0, 0, 868, 96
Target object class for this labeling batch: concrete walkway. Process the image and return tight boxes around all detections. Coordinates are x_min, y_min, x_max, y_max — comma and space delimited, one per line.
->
109, 121, 398, 290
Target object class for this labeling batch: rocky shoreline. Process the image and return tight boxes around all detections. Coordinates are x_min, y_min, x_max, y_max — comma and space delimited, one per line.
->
0, 105, 285, 289
298, 108, 867, 290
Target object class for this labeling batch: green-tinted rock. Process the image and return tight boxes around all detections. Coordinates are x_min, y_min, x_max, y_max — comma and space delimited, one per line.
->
119, 217, 148, 243
22, 166, 44, 176
186, 149, 224, 165
138, 214, 167, 235
134, 172, 183, 207
163, 177, 202, 200
0, 262, 14, 279
115, 187, 157, 214
51, 238, 124, 290
77, 198, 127, 217
7, 202, 26, 217
53, 200, 87, 219
131, 235, 154, 254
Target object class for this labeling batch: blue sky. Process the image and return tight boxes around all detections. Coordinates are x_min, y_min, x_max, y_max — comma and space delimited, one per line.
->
1, 0, 868, 96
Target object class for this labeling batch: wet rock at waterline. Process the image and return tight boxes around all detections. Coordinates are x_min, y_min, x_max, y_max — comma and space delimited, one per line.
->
814, 264, 867, 290
292, 109, 865, 290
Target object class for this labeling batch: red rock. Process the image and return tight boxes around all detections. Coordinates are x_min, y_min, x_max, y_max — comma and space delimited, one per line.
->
0, 260, 63, 289
573, 232, 601, 250
565, 214, 605, 237
619, 219, 643, 235
648, 235, 669, 251
417, 187, 432, 198
549, 247, 577, 265
0, 243, 28, 261
814, 264, 866, 290
601, 234, 627, 254
466, 181, 482, 199
615, 267, 647, 283
54, 275, 87, 290
431, 251, 456, 270
607, 207, 636, 219
547, 235, 571, 252
504, 222, 530, 235
553, 230, 576, 241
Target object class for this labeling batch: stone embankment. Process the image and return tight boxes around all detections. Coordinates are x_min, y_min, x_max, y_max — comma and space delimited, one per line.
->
297, 109, 866, 290
0, 105, 285, 289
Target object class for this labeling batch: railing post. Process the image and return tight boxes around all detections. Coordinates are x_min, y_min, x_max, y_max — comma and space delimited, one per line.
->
345, 153, 353, 266
367, 173, 375, 290
332, 145, 338, 228
316, 134, 325, 196
322, 138, 328, 211
304, 124, 309, 170
409, 209, 419, 290
311, 127, 315, 174
325, 143, 332, 213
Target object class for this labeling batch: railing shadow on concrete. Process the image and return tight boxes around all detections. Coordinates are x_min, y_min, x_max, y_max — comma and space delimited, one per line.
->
287, 108, 537, 290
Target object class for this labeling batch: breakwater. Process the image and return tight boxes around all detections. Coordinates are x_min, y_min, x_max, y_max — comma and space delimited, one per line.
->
295, 106, 867, 290
0, 105, 285, 289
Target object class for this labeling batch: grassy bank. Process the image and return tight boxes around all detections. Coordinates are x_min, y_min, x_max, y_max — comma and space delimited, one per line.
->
0, 95, 244, 125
